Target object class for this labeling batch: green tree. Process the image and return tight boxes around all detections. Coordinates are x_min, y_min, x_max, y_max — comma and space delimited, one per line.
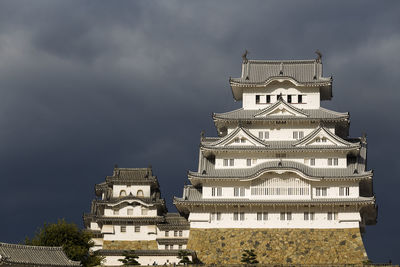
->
25, 219, 103, 267
118, 250, 140, 265
178, 250, 192, 265
241, 249, 259, 264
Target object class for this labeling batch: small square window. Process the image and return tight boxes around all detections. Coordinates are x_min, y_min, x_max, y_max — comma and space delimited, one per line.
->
217, 187, 222, 196
310, 158, 315, 166
280, 212, 285, 220
258, 132, 263, 139
233, 212, 238, 221
179, 230, 183, 237
328, 158, 333, 166
113, 210, 119, 215
223, 159, 229, 166
247, 159, 251, 166
299, 131, 304, 138
304, 212, 309, 220
165, 231, 169, 237
141, 208, 148, 215
334, 158, 338, 166
239, 212, 245, 221
264, 131, 269, 139
179, 245, 183, 250
327, 212, 333, 220
257, 212, 262, 221
263, 212, 268, 220
286, 212, 292, 220
134, 226, 140, 232
127, 209, 133, 215
293, 131, 298, 139
121, 226, 126, 232
174, 231, 178, 237
229, 159, 234, 166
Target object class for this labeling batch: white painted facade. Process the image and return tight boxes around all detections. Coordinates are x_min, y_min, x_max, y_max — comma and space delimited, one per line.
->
175, 57, 376, 234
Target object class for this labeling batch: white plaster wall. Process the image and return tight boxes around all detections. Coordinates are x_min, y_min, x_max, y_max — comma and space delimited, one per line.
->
103, 255, 187, 266
215, 151, 347, 169
156, 229, 190, 238
242, 86, 320, 110
112, 185, 151, 198
188, 211, 360, 229
103, 205, 157, 217
103, 225, 157, 241
90, 222, 100, 230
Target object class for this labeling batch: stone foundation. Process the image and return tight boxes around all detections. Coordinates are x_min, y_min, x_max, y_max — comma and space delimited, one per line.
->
103, 240, 158, 250
187, 228, 368, 265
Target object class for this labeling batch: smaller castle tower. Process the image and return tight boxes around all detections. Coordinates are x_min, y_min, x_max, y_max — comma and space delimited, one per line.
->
83, 166, 194, 266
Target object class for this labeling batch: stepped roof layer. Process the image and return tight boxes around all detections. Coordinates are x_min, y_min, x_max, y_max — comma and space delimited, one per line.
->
0, 242, 81, 266
213, 106, 348, 121
192, 159, 370, 181
174, 186, 375, 206
229, 59, 332, 100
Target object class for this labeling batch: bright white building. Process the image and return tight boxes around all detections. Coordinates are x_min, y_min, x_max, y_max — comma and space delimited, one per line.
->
174, 54, 377, 233
84, 166, 194, 266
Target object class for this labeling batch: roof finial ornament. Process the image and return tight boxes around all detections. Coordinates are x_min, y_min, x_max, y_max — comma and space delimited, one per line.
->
200, 130, 205, 141
242, 50, 249, 63
315, 49, 322, 63
361, 132, 367, 143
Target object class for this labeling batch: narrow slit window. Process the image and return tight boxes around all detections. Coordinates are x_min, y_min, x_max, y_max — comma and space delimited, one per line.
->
266, 95, 271, 103
298, 95, 303, 103
256, 95, 260, 104
247, 159, 251, 166
287, 95, 292, 103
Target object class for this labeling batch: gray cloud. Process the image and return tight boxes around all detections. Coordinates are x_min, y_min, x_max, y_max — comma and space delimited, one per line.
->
0, 0, 399, 262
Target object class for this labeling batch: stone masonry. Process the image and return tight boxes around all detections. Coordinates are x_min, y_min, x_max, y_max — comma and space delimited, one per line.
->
187, 228, 368, 265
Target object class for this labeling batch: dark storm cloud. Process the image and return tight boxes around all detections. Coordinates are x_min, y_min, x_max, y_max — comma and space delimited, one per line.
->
0, 0, 399, 263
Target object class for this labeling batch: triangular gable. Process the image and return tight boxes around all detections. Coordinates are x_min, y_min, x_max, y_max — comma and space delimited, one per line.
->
254, 99, 308, 118
206, 127, 268, 147
294, 126, 358, 147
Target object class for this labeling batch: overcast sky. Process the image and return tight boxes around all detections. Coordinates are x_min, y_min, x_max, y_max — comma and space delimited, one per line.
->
0, 0, 399, 263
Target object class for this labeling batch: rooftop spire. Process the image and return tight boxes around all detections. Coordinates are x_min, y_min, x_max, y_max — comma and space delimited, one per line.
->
242, 50, 249, 63
315, 49, 322, 63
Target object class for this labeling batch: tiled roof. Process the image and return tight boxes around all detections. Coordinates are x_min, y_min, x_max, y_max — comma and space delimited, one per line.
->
0, 242, 81, 266
175, 186, 374, 206
193, 159, 371, 180
97, 249, 196, 257
157, 213, 190, 230
213, 106, 348, 121
156, 238, 189, 245
230, 59, 331, 85
105, 167, 158, 183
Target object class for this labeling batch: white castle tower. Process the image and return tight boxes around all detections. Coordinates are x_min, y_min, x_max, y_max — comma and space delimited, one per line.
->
174, 52, 377, 265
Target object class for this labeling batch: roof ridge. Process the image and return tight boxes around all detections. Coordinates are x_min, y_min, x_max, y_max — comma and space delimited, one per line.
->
247, 59, 318, 64
0, 242, 63, 250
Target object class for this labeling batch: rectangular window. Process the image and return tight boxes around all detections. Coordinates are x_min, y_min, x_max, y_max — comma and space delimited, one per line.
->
240, 138, 245, 143
179, 230, 183, 237
264, 131, 269, 139
252, 159, 257, 164
234, 187, 239, 197
223, 159, 228, 166
299, 131, 304, 138
179, 245, 182, 250
234, 138, 240, 143
322, 188, 327, 196
340, 187, 350, 196
287, 95, 292, 103
211, 187, 216, 196
280, 212, 286, 220
233, 212, 238, 221
239, 212, 245, 221
240, 187, 245, 197
310, 212, 315, 220
304, 212, 309, 220
293, 131, 298, 139
134, 226, 140, 232
217, 187, 222, 196
263, 212, 268, 220
141, 208, 148, 215
174, 231, 178, 237
298, 95, 303, 103
328, 158, 333, 166
266, 95, 271, 103
170, 245, 174, 250
121, 226, 126, 232
334, 158, 338, 166
334, 212, 338, 220
113, 210, 119, 215
276, 153, 286, 158
165, 231, 169, 237
247, 159, 252, 166
165, 245, 168, 250
258, 131, 263, 139
327, 212, 333, 220
256, 95, 260, 104
211, 212, 216, 221
127, 209, 133, 215
229, 159, 234, 166
216, 212, 221, 221
316, 187, 327, 196
287, 212, 292, 220
257, 212, 262, 221
310, 158, 315, 166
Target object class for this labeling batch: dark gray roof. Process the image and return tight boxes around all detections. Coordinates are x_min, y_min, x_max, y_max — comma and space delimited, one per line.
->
156, 238, 188, 245
0, 243, 81, 266
192, 160, 371, 181
83, 214, 165, 226
156, 213, 190, 231
213, 106, 348, 121
175, 186, 374, 206
232, 59, 331, 84
105, 167, 158, 184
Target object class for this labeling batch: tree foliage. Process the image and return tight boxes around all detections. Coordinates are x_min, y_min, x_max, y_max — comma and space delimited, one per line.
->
118, 250, 140, 265
178, 250, 192, 265
241, 249, 259, 264
25, 219, 103, 267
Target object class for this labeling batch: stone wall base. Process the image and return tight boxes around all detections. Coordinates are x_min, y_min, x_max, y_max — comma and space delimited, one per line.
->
103, 240, 158, 250
187, 228, 368, 265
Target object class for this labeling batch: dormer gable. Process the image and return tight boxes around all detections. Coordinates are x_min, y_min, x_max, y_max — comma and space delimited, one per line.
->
254, 99, 308, 118
294, 126, 358, 147
204, 127, 268, 148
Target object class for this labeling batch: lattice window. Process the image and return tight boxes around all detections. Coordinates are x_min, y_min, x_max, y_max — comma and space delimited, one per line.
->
251, 177, 310, 196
